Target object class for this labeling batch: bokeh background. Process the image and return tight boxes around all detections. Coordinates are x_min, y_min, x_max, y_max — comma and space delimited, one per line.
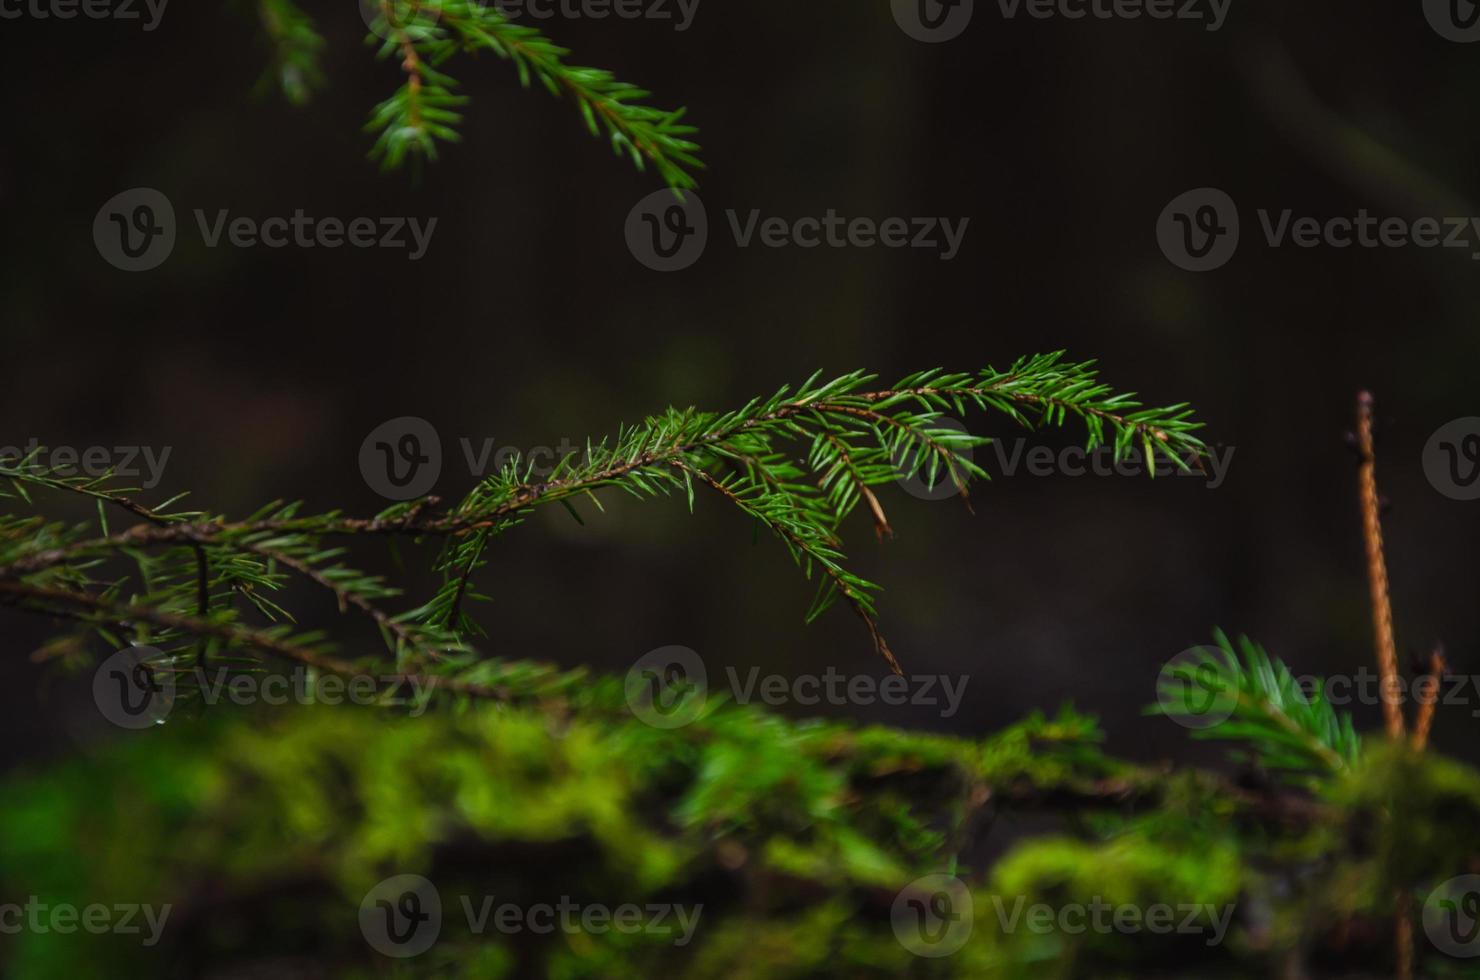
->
3, 0, 1478, 770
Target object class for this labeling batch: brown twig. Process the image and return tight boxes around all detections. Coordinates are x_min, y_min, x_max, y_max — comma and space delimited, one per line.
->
225, 537, 451, 669
14, 468, 214, 665
382, 1, 426, 126
820, 431, 891, 540
1356, 391, 1419, 980
1355, 391, 1404, 740
1412, 646, 1447, 752
1396, 889, 1414, 980
444, 529, 490, 630
813, 402, 975, 513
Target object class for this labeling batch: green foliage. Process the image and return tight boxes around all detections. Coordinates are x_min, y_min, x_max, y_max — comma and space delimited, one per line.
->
252, 0, 324, 105
974, 704, 1124, 789
0, 353, 1205, 689
988, 827, 1245, 962
0, 697, 1124, 978
6, 690, 1477, 977
372, 1, 702, 186
29, 357, 1479, 974
240, 0, 702, 185
1149, 630, 1361, 785
1327, 742, 1480, 901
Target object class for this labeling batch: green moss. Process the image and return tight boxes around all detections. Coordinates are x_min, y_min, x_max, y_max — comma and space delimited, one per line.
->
1322, 741, 1480, 904
991, 832, 1244, 915
2, 691, 1476, 977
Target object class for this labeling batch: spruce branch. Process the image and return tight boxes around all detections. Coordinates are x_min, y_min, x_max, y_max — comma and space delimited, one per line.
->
0, 578, 497, 701
0, 458, 462, 675
2, 353, 1204, 690
676, 459, 901, 676
438, 1, 703, 189
366, 2, 467, 168
253, 0, 324, 105
362, 0, 701, 186
1149, 630, 1361, 785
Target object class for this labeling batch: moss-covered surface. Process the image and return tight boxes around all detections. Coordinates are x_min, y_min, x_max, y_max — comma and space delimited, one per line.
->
2, 678, 1478, 978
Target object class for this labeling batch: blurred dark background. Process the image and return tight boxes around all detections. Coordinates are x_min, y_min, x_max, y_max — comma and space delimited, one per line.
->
3, 0, 1478, 769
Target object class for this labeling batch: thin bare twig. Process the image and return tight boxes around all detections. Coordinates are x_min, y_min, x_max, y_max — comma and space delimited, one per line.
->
1356, 391, 1404, 740
1412, 646, 1447, 753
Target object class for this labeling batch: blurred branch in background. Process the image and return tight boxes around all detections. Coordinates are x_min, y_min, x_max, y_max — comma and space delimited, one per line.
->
1242, 39, 1470, 218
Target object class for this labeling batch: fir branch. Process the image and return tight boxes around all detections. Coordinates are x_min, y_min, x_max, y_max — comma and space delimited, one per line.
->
2, 354, 1205, 685
0, 577, 498, 700
677, 460, 901, 676
1, 449, 213, 661
0, 459, 457, 672
362, 0, 701, 186
253, 0, 324, 105
1150, 630, 1361, 783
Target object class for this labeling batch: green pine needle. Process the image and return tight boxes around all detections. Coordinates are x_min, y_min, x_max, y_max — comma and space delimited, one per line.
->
1149, 629, 1362, 784
1, 353, 1203, 696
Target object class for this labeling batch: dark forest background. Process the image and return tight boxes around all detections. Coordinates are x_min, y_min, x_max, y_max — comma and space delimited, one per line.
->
2, 0, 1477, 768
